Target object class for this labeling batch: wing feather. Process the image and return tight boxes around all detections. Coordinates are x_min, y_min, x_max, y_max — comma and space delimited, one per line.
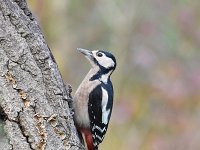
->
88, 82, 113, 148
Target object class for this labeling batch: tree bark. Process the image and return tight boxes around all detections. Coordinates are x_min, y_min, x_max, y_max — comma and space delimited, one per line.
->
0, 0, 84, 149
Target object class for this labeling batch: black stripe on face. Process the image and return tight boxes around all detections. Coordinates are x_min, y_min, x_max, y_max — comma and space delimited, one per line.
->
89, 69, 111, 82
89, 50, 116, 81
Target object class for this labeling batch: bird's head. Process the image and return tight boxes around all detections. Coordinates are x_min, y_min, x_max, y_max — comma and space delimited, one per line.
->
77, 48, 116, 73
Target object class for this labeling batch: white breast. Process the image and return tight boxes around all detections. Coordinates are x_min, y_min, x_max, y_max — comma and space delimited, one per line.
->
73, 67, 101, 128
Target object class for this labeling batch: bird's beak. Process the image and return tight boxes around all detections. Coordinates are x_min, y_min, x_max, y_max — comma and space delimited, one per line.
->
77, 48, 92, 57
77, 48, 95, 66
77, 48, 94, 60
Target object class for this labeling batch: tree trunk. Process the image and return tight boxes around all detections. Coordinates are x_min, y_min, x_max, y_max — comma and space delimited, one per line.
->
0, 0, 84, 149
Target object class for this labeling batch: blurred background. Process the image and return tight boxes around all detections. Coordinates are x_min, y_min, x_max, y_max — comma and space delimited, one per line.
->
28, 0, 200, 150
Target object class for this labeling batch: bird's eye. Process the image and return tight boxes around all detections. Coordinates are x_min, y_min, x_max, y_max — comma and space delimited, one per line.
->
97, 52, 103, 57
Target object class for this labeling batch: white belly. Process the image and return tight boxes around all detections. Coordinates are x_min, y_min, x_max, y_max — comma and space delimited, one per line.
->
73, 72, 101, 128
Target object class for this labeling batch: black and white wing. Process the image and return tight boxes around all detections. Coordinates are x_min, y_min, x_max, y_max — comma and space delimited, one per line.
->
88, 82, 113, 149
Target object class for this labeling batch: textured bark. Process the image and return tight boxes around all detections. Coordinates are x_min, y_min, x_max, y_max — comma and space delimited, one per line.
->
0, 0, 84, 149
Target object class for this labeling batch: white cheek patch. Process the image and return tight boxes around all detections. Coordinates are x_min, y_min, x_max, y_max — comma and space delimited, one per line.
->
92, 50, 115, 68
101, 87, 110, 124
94, 56, 114, 69
98, 56, 114, 68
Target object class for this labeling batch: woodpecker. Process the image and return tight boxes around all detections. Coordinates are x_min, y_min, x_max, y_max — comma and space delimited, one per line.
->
73, 48, 116, 150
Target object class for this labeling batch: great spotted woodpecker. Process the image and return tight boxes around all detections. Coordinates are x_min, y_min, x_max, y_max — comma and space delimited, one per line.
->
73, 48, 116, 150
